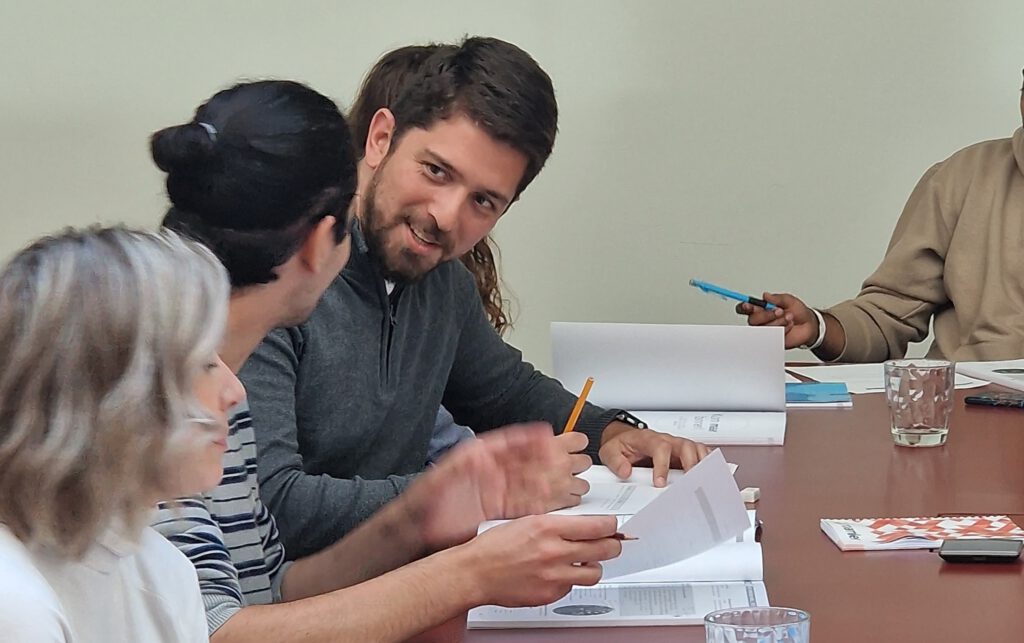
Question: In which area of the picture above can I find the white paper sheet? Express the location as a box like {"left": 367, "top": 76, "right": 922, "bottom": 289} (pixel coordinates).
{"left": 551, "top": 322, "right": 785, "bottom": 412}
{"left": 957, "top": 360, "right": 1024, "bottom": 392}
{"left": 578, "top": 463, "right": 739, "bottom": 486}
{"left": 601, "top": 450, "right": 750, "bottom": 580}
{"left": 551, "top": 483, "right": 664, "bottom": 516}
{"left": 468, "top": 581, "right": 769, "bottom": 628}
{"left": 612, "top": 511, "right": 761, "bottom": 584}
{"left": 789, "top": 363, "right": 988, "bottom": 394}
{"left": 552, "top": 462, "right": 740, "bottom": 516}
{"left": 639, "top": 411, "right": 786, "bottom": 446}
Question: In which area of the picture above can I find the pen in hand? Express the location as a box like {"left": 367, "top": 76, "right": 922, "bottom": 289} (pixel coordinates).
{"left": 689, "top": 279, "right": 778, "bottom": 311}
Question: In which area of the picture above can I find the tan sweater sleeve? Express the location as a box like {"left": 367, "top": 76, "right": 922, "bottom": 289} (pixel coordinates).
{"left": 825, "top": 162, "right": 958, "bottom": 362}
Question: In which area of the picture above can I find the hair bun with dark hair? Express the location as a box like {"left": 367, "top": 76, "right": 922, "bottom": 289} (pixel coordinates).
{"left": 150, "top": 122, "right": 218, "bottom": 173}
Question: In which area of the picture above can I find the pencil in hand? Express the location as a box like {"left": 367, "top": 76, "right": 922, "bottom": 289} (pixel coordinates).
{"left": 612, "top": 533, "right": 639, "bottom": 541}
{"left": 562, "top": 377, "right": 595, "bottom": 434}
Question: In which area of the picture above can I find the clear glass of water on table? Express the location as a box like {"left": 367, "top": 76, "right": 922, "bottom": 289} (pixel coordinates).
{"left": 884, "top": 359, "right": 955, "bottom": 447}
{"left": 705, "top": 607, "right": 810, "bottom": 642}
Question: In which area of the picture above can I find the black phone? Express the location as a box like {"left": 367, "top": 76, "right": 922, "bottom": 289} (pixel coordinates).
{"left": 938, "top": 538, "right": 1023, "bottom": 563}
{"left": 964, "top": 392, "right": 1024, "bottom": 408}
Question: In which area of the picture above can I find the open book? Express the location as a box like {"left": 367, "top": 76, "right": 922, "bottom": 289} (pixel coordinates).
{"left": 468, "top": 453, "right": 768, "bottom": 628}
{"left": 551, "top": 322, "right": 786, "bottom": 445}
{"left": 468, "top": 515, "right": 766, "bottom": 628}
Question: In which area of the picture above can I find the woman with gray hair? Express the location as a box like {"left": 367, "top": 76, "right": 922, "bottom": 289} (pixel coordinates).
{"left": 0, "top": 226, "right": 245, "bottom": 642}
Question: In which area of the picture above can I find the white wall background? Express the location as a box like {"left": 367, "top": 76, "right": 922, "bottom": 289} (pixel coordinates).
{"left": 2, "top": 1, "right": 1023, "bottom": 370}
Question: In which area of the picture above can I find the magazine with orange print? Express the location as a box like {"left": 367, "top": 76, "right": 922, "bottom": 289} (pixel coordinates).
{"left": 821, "top": 515, "right": 1024, "bottom": 551}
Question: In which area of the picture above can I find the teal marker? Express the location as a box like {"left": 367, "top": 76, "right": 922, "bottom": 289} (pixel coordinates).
{"left": 689, "top": 279, "right": 778, "bottom": 311}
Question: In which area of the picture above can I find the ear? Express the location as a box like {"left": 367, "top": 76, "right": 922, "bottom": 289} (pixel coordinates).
{"left": 364, "top": 108, "right": 397, "bottom": 170}
{"left": 295, "top": 216, "right": 340, "bottom": 274}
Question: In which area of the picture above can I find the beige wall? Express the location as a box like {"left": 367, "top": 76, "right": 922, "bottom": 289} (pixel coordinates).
{"left": 2, "top": 1, "right": 1023, "bottom": 369}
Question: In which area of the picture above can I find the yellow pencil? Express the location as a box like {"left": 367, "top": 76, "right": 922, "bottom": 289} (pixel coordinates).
{"left": 562, "top": 377, "right": 594, "bottom": 433}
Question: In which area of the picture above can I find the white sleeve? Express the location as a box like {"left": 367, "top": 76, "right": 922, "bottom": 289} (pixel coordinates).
{"left": 0, "top": 586, "right": 72, "bottom": 642}
{"left": 181, "top": 573, "right": 211, "bottom": 643}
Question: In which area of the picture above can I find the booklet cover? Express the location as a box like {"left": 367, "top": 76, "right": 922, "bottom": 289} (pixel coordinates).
{"left": 551, "top": 322, "right": 787, "bottom": 445}
{"left": 785, "top": 382, "right": 852, "bottom": 408}
{"left": 820, "top": 515, "right": 1024, "bottom": 551}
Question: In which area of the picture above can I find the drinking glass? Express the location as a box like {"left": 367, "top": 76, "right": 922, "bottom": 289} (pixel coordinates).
{"left": 705, "top": 607, "right": 810, "bottom": 642}
{"left": 884, "top": 359, "right": 954, "bottom": 447}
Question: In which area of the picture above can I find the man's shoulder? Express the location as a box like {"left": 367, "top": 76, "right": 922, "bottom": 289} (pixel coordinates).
{"left": 934, "top": 134, "right": 1014, "bottom": 176}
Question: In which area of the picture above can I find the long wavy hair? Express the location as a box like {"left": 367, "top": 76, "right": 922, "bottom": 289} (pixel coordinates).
{"left": 0, "top": 226, "right": 229, "bottom": 558}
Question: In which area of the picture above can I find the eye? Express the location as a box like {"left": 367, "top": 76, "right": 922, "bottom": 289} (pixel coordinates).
{"left": 473, "top": 193, "right": 496, "bottom": 212}
{"left": 422, "top": 162, "right": 448, "bottom": 182}
{"left": 203, "top": 360, "right": 220, "bottom": 372}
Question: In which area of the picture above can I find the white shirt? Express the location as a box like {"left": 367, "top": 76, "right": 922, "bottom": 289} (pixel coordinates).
{"left": 0, "top": 523, "right": 208, "bottom": 642}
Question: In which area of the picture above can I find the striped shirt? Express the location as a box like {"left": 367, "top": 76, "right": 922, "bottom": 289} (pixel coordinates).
{"left": 152, "top": 399, "right": 289, "bottom": 634}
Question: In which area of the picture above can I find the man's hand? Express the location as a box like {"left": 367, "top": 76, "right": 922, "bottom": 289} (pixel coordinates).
{"left": 404, "top": 423, "right": 591, "bottom": 550}
{"left": 455, "top": 514, "right": 621, "bottom": 608}
{"left": 598, "top": 422, "right": 711, "bottom": 487}
{"left": 735, "top": 292, "right": 817, "bottom": 349}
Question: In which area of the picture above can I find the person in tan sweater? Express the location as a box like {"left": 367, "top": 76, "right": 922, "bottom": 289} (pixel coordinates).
{"left": 739, "top": 83, "right": 1024, "bottom": 363}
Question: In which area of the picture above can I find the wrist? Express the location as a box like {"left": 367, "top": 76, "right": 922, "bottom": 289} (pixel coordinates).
{"left": 385, "top": 490, "right": 437, "bottom": 555}
{"left": 438, "top": 542, "right": 489, "bottom": 608}
{"left": 599, "top": 419, "right": 634, "bottom": 446}
{"left": 799, "top": 308, "right": 828, "bottom": 350}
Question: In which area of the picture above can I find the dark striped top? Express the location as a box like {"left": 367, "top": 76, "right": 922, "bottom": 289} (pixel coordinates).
{"left": 152, "top": 400, "right": 288, "bottom": 634}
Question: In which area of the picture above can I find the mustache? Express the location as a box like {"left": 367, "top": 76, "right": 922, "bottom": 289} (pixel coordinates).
{"left": 400, "top": 213, "right": 454, "bottom": 254}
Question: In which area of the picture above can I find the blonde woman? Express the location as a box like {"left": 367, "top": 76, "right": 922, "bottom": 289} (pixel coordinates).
{"left": 0, "top": 227, "right": 244, "bottom": 642}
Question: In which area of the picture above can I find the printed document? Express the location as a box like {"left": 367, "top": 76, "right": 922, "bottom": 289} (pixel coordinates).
{"left": 601, "top": 450, "right": 749, "bottom": 579}
{"left": 957, "top": 360, "right": 1024, "bottom": 393}
{"left": 469, "top": 581, "right": 769, "bottom": 628}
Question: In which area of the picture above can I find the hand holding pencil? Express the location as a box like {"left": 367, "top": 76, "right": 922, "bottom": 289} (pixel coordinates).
{"left": 562, "top": 376, "right": 594, "bottom": 434}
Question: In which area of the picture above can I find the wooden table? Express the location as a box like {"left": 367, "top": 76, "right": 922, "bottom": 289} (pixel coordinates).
{"left": 468, "top": 387, "right": 1024, "bottom": 642}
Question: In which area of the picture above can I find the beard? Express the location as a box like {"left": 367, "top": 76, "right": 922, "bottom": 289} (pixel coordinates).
{"left": 361, "top": 169, "right": 454, "bottom": 283}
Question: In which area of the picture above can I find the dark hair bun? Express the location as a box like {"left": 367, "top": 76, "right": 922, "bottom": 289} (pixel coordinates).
{"left": 150, "top": 122, "right": 217, "bottom": 173}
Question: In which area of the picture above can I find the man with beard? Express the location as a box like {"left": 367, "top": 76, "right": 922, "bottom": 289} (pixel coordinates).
{"left": 151, "top": 78, "right": 623, "bottom": 642}
{"left": 240, "top": 36, "right": 711, "bottom": 560}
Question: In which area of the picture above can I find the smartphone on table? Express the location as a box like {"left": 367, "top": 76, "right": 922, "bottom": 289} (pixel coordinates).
{"left": 938, "top": 538, "right": 1023, "bottom": 563}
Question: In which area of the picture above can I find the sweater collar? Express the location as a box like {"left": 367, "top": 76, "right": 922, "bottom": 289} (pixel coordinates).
{"left": 1014, "top": 127, "right": 1024, "bottom": 178}
{"left": 350, "top": 216, "right": 370, "bottom": 255}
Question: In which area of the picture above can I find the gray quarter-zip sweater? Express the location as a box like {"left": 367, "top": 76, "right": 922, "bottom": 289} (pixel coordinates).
{"left": 240, "top": 222, "right": 620, "bottom": 559}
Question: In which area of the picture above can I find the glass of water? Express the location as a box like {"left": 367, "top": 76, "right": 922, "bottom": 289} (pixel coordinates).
{"left": 884, "top": 359, "right": 955, "bottom": 447}
{"left": 705, "top": 607, "right": 810, "bottom": 642}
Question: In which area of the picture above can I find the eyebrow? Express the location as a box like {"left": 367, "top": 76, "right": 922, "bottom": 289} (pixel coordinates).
{"left": 423, "top": 148, "right": 513, "bottom": 209}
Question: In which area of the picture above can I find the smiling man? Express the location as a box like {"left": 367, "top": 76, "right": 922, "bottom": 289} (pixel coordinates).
{"left": 240, "top": 36, "right": 710, "bottom": 559}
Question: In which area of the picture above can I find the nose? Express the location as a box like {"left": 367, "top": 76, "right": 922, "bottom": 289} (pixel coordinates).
{"left": 221, "top": 365, "right": 246, "bottom": 411}
{"left": 427, "top": 187, "right": 464, "bottom": 234}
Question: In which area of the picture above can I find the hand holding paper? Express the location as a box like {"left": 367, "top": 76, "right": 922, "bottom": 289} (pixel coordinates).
{"left": 599, "top": 424, "right": 711, "bottom": 487}
{"left": 601, "top": 449, "right": 750, "bottom": 579}
{"left": 464, "top": 514, "right": 623, "bottom": 607}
